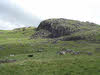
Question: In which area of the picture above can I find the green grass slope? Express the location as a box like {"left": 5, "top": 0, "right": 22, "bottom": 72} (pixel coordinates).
{"left": 0, "top": 25, "right": 100, "bottom": 75}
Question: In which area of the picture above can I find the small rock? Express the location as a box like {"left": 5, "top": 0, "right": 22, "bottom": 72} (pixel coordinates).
{"left": 0, "top": 46, "right": 4, "bottom": 50}
{"left": 65, "top": 49, "right": 74, "bottom": 53}
{"left": 72, "top": 51, "right": 80, "bottom": 55}
{"left": 28, "top": 54, "right": 33, "bottom": 57}
{"left": 87, "top": 52, "right": 93, "bottom": 55}
{"left": 57, "top": 51, "right": 66, "bottom": 55}
{"left": 0, "top": 59, "right": 16, "bottom": 64}
{"left": 10, "top": 54, "right": 15, "bottom": 56}
{"left": 37, "top": 49, "right": 43, "bottom": 52}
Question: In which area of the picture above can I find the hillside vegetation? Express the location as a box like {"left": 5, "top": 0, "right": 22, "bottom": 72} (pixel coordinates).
{"left": 0, "top": 19, "right": 100, "bottom": 75}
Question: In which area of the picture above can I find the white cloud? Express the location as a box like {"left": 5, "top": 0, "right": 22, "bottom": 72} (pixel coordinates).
{"left": 0, "top": 20, "right": 25, "bottom": 30}
{"left": 13, "top": 0, "right": 100, "bottom": 24}
{"left": 0, "top": 0, "right": 41, "bottom": 30}
{"left": 0, "top": 0, "right": 100, "bottom": 30}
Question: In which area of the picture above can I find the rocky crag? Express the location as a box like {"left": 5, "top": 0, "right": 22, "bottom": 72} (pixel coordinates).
{"left": 31, "top": 18, "right": 100, "bottom": 41}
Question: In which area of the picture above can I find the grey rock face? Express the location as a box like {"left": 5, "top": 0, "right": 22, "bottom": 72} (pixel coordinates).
{"left": 36, "top": 18, "right": 80, "bottom": 38}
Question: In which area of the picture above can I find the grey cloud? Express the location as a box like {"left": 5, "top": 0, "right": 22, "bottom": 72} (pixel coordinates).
{"left": 0, "top": 0, "right": 41, "bottom": 30}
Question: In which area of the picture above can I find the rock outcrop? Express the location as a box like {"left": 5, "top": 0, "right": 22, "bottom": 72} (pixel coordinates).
{"left": 36, "top": 18, "right": 81, "bottom": 38}
{"left": 31, "top": 18, "right": 100, "bottom": 41}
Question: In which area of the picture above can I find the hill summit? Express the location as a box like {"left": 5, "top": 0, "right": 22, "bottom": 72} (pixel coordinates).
{"left": 32, "top": 18, "right": 100, "bottom": 41}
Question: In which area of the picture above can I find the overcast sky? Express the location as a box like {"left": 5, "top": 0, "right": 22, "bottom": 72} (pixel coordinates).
{"left": 0, "top": 0, "right": 100, "bottom": 30}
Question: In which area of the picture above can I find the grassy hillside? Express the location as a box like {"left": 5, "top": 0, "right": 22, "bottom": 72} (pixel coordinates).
{"left": 0, "top": 21, "right": 100, "bottom": 75}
